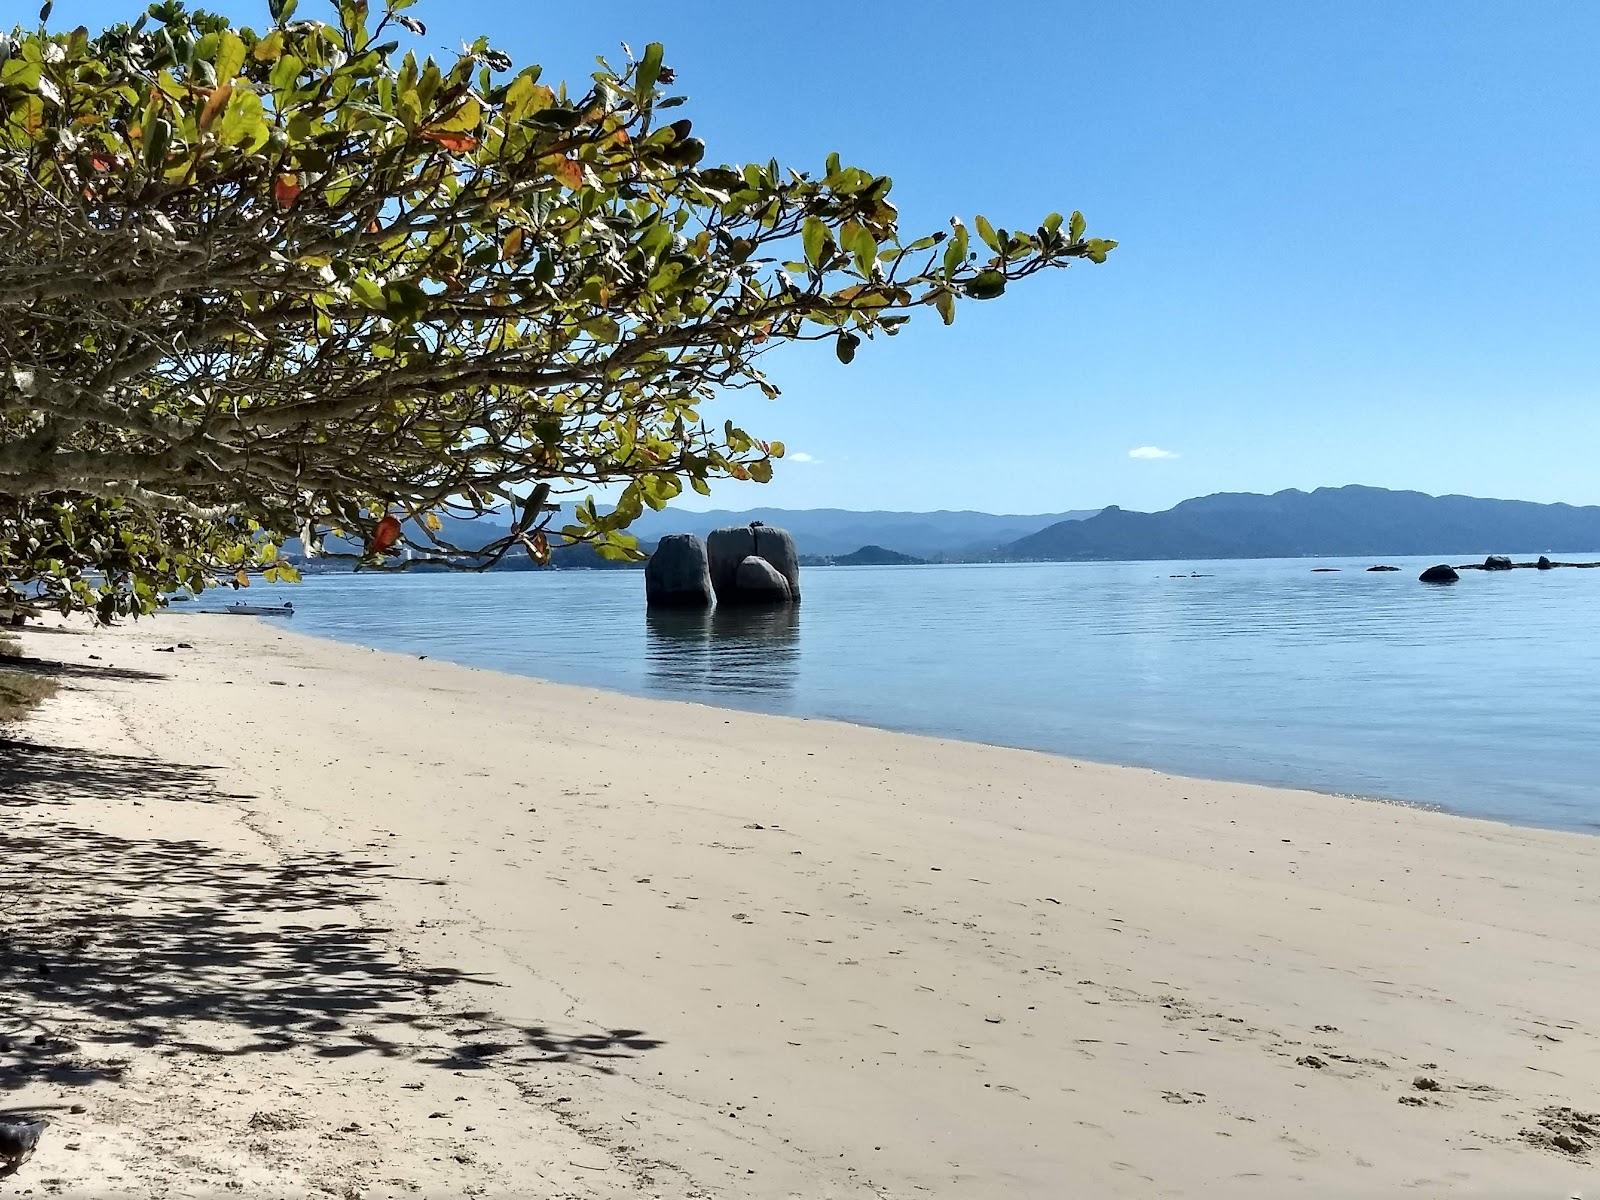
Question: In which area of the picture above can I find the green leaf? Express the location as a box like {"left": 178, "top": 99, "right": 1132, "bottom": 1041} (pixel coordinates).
{"left": 802, "top": 216, "right": 827, "bottom": 269}
{"left": 637, "top": 42, "right": 664, "bottom": 96}
{"left": 965, "top": 270, "right": 1006, "bottom": 300}
{"left": 1043, "top": 212, "right": 1063, "bottom": 235}
{"left": 382, "top": 279, "right": 429, "bottom": 320}
{"left": 216, "top": 87, "right": 268, "bottom": 151}
{"left": 935, "top": 291, "right": 956, "bottom": 325}
{"left": 943, "top": 223, "right": 968, "bottom": 276}
{"left": 975, "top": 215, "right": 1002, "bottom": 253}
{"left": 842, "top": 222, "right": 877, "bottom": 277}
{"left": 143, "top": 117, "right": 171, "bottom": 169}
{"left": 1069, "top": 210, "right": 1086, "bottom": 241}
{"left": 835, "top": 331, "right": 860, "bottom": 364}
{"left": 1084, "top": 237, "right": 1116, "bottom": 263}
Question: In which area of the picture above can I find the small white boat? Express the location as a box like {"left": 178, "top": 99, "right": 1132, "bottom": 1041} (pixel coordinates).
{"left": 225, "top": 601, "right": 295, "bottom": 617}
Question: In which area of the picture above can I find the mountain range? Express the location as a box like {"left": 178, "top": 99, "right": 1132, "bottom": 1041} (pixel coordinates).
{"left": 292, "top": 506, "right": 1095, "bottom": 562}
{"left": 289, "top": 486, "right": 1600, "bottom": 568}
{"left": 613, "top": 507, "right": 1099, "bottom": 559}
{"left": 1006, "top": 486, "right": 1600, "bottom": 561}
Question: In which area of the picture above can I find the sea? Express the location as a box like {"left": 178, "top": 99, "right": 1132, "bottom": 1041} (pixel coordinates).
{"left": 214, "top": 556, "right": 1600, "bottom": 833}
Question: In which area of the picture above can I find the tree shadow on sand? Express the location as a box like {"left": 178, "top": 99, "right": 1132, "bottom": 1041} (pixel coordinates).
{"left": 0, "top": 739, "right": 246, "bottom": 807}
{"left": 0, "top": 653, "right": 167, "bottom": 684}
{"left": 0, "top": 740, "right": 660, "bottom": 1091}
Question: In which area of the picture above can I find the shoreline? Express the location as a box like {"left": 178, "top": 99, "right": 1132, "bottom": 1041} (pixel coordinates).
{"left": 271, "top": 614, "right": 1573, "bottom": 839}
{"left": 2, "top": 613, "right": 1596, "bottom": 1196}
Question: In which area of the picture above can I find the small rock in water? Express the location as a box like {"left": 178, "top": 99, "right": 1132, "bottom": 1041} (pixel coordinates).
{"left": 1412, "top": 1076, "right": 1440, "bottom": 1091}
{"left": 1296, "top": 1055, "right": 1326, "bottom": 1069}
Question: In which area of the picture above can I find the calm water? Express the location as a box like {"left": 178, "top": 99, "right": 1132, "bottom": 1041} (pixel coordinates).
{"left": 223, "top": 557, "right": 1600, "bottom": 832}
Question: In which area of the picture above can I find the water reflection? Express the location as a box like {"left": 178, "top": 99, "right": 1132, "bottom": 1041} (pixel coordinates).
{"left": 645, "top": 604, "right": 800, "bottom": 696}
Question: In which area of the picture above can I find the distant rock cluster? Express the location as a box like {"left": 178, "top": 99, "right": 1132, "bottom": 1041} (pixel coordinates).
{"left": 645, "top": 524, "right": 801, "bottom": 608}
{"left": 1419, "top": 554, "right": 1600, "bottom": 583}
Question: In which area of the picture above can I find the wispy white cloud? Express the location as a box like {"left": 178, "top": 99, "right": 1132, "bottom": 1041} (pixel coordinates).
{"left": 1128, "top": 445, "right": 1179, "bottom": 460}
{"left": 786, "top": 451, "right": 819, "bottom": 464}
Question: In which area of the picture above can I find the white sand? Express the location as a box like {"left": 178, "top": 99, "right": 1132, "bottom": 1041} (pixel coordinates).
{"left": 2, "top": 613, "right": 1596, "bottom": 1197}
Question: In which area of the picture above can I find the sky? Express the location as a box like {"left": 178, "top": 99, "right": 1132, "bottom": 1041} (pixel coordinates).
{"left": 59, "top": 0, "right": 1600, "bottom": 514}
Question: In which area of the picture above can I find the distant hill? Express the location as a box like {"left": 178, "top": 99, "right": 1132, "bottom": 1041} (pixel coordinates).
{"left": 804, "top": 544, "right": 926, "bottom": 567}
{"left": 1004, "top": 486, "right": 1600, "bottom": 561}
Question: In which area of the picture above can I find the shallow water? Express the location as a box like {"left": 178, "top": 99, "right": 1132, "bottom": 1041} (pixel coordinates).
{"left": 222, "top": 556, "right": 1600, "bottom": 832}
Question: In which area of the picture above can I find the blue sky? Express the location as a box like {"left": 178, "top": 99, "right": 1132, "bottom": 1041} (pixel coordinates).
{"left": 61, "top": 1, "right": 1600, "bottom": 513}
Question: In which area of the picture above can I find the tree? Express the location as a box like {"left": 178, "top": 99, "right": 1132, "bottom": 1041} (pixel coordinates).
{"left": 0, "top": 0, "right": 1115, "bottom": 619}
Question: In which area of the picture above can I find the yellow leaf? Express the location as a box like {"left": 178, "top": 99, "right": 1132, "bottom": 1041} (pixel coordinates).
{"left": 501, "top": 226, "right": 525, "bottom": 261}
{"left": 253, "top": 30, "right": 285, "bottom": 63}
{"left": 423, "top": 512, "right": 442, "bottom": 532}
{"left": 215, "top": 31, "right": 246, "bottom": 83}
{"left": 503, "top": 72, "right": 555, "bottom": 120}
{"left": 433, "top": 97, "right": 482, "bottom": 133}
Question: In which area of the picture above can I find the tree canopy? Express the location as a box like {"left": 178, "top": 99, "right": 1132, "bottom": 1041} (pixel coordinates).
{"left": 0, "top": 0, "right": 1114, "bottom": 619}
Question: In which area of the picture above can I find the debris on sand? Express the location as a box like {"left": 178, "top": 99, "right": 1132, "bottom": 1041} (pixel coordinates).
{"left": 1520, "top": 1106, "right": 1596, "bottom": 1157}
{"left": 0, "top": 1117, "right": 48, "bottom": 1177}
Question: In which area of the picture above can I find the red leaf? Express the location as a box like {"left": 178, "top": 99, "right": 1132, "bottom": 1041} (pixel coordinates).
{"left": 551, "top": 156, "right": 583, "bottom": 190}
{"left": 273, "top": 173, "right": 302, "bottom": 209}
{"left": 418, "top": 128, "right": 479, "bottom": 154}
{"left": 371, "top": 515, "right": 402, "bottom": 553}
{"left": 90, "top": 153, "right": 118, "bottom": 173}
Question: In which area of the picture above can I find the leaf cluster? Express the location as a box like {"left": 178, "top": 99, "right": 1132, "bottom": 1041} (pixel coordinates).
{"left": 0, "top": 0, "right": 1112, "bottom": 615}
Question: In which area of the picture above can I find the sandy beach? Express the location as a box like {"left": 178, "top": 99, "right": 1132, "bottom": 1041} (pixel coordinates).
{"left": 1, "top": 613, "right": 1595, "bottom": 1197}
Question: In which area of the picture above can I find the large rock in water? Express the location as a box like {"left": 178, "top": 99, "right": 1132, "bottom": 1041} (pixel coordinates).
{"left": 645, "top": 534, "right": 713, "bottom": 608}
{"left": 1419, "top": 564, "right": 1459, "bottom": 584}
{"left": 1483, "top": 555, "right": 1514, "bottom": 571}
{"left": 1538, "top": 555, "right": 1554, "bottom": 570}
{"left": 707, "top": 524, "right": 801, "bottom": 603}
{"left": 734, "top": 555, "right": 792, "bottom": 603}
